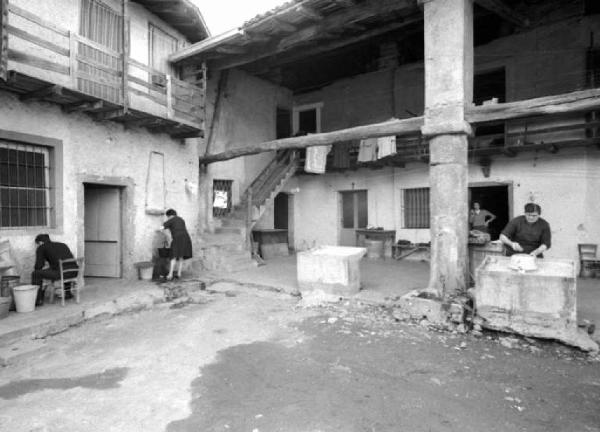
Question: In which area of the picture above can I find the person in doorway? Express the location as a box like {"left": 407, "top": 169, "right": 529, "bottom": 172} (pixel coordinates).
{"left": 499, "top": 203, "right": 551, "bottom": 257}
{"left": 161, "top": 209, "right": 193, "bottom": 280}
{"left": 31, "top": 234, "right": 77, "bottom": 304}
{"left": 469, "top": 201, "right": 496, "bottom": 233}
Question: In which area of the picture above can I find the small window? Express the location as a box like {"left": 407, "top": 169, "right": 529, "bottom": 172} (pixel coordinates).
{"left": 149, "top": 24, "right": 179, "bottom": 76}
{"left": 213, "top": 179, "right": 233, "bottom": 218}
{"left": 0, "top": 142, "right": 51, "bottom": 228}
{"left": 403, "top": 188, "right": 430, "bottom": 229}
{"left": 79, "top": 0, "right": 123, "bottom": 51}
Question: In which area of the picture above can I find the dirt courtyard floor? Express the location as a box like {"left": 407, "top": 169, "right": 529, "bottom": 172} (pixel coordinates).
{"left": 0, "top": 282, "right": 599, "bottom": 432}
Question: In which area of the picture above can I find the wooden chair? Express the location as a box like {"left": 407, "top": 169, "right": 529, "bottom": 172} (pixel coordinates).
{"left": 578, "top": 244, "right": 600, "bottom": 278}
{"left": 48, "top": 257, "right": 85, "bottom": 306}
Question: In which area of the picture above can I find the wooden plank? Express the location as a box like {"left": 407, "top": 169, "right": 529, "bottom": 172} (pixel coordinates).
{"left": 77, "top": 70, "right": 122, "bottom": 88}
{"left": 76, "top": 55, "right": 121, "bottom": 76}
{"left": 7, "top": 24, "right": 69, "bottom": 56}
{"left": 128, "top": 86, "right": 167, "bottom": 106}
{"left": 19, "top": 84, "right": 62, "bottom": 101}
{"left": 127, "top": 74, "right": 167, "bottom": 94}
{"left": 166, "top": 74, "right": 173, "bottom": 118}
{"left": 74, "top": 34, "right": 122, "bottom": 58}
{"left": 0, "top": 0, "right": 7, "bottom": 81}
{"left": 63, "top": 100, "right": 104, "bottom": 113}
{"left": 8, "top": 4, "right": 69, "bottom": 37}
{"left": 474, "top": 0, "right": 529, "bottom": 28}
{"left": 215, "top": 45, "right": 246, "bottom": 55}
{"left": 8, "top": 49, "right": 70, "bottom": 75}
{"left": 170, "top": 28, "right": 243, "bottom": 63}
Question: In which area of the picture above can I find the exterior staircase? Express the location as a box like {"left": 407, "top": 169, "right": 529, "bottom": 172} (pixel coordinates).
{"left": 197, "top": 150, "right": 299, "bottom": 273}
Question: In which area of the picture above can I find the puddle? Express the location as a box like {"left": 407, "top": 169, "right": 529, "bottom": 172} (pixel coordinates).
{"left": 0, "top": 367, "right": 129, "bottom": 399}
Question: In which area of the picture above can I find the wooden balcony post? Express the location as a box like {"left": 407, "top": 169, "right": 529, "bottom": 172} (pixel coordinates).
{"left": 69, "top": 32, "right": 77, "bottom": 88}
{"left": 421, "top": 0, "right": 474, "bottom": 298}
{"left": 122, "top": 0, "right": 129, "bottom": 110}
{"left": 166, "top": 74, "right": 173, "bottom": 119}
{"left": 0, "top": 0, "right": 8, "bottom": 81}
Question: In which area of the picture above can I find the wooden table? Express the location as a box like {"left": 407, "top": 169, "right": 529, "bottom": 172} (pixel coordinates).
{"left": 252, "top": 229, "right": 289, "bottom": 259}
{"left": 355, "top": 229, "right": 396, "bottom": 258}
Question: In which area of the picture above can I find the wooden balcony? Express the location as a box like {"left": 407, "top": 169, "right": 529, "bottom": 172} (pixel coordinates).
{"left": 0, "top": 2, "right": 205, "bottom": 138}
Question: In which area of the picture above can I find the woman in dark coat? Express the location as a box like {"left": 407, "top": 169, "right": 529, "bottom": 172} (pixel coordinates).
{"left": 162, "top": 209, "right": 193, "bottom": 280}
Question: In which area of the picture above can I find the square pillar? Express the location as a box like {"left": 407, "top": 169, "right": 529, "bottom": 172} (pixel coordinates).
{"left": 421, "top": 0, "right": 474, "bottom": 297}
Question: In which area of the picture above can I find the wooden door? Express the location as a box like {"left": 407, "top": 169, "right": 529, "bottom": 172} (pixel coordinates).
{"left": 339, "top": 190, "right": 368, "bottom": 246}
{"left": 84, "top": 185, "right": 121, "bottom": 277}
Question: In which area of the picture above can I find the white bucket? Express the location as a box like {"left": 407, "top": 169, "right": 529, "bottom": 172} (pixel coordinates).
{"left": 12, "top": 284, "right": 39, "bottom": 313}
{"left": 140, "top": 266, "right": 153, "bottom": 280}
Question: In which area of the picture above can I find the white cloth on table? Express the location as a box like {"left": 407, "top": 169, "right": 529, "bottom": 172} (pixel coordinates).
{"left": 377, "top": 135, "right": 397, "bottom": 159}
{"left": 304, "top": 145, "right": 332, "bottom": 174}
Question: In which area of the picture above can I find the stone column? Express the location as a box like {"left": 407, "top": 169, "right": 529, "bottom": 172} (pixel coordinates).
{"left": 421, "top": 0, "right": 473, "bottom": 297}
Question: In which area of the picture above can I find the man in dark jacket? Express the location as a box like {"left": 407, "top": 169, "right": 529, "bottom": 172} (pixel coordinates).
{"left": 31, "top": 234, "right": 77, "bottom": 303}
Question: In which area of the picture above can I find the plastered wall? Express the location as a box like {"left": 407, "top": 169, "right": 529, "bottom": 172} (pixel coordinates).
{"left": 203, "top": 69, "right": 293, "bottom": 229}
{"left": 0, "top": 91, "right": 200, "bottom": 279}
{"left": 287, "top": 14, "right": 600, "bottom": 263}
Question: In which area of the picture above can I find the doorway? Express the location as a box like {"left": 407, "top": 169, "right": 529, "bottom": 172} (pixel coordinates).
{"left": 339, "top": 190, "right": 368, "bottom": 246}
{"left": 84, "top": 184, "right": 122, "bottom": 277}
{"left": 274, "top": 192, "right": 288, "bottom": 229}
{"left": 469, "top": 184, "right": 510, "bottom": 240}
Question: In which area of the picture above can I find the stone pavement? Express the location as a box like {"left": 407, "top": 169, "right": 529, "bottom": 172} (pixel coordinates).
{"left": 0, "top": 277, "right": 208, "bottom": 366}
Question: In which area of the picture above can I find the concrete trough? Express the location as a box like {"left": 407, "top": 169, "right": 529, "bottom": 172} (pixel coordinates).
{"left": 297, "top": 246, "right": 366, "bottom": 296}
{"left": 474, "top": 256, "right": 598, "bottom": 351}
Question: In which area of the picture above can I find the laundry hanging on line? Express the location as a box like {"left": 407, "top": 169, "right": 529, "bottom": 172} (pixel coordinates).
{"left": 305, "top": 145, "right": 332, "bottom": 174}
{"left": 377, "top": 135, "right": 397, "bottom": 159}
{"left": 357, "top": 138, "right": 377, "bottom": 162}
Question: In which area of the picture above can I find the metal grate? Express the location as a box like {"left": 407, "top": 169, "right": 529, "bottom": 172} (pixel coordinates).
{"left": 213, "top": 179, "right": 233, "bottom": 218}
{"left": 0, "top": 141, "right": 50, "bottom": 228}
{"left": 403, "top": 187, "right": 430, "bottom": 229}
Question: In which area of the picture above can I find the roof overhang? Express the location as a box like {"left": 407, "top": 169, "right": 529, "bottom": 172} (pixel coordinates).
{"left": 134, "top": 0, "right": 210, "bottom": 42}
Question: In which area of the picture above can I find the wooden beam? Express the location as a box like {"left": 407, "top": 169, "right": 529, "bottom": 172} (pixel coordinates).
{"left": 466, "top": 88, "right": 600, "bottom": 123}
{"left": 215, "top": 45, "right": 246, "bottom": 55}
{"left": 474, "top": 0, "right": 529, "bottom": 28}
{"left": 63, "top": 100, "right": 104, "bottom": 113}
{"left": 295, "top": 5, "right": 324, "bottom": 21}
{"left": 334, "top": 0, "right": 357, "bottom": 7}
{"left": 19, "top": 84, "right": 62, "bottom": 101}
{"left": 94, "top": 109, "right": 127, "bottom": 121}
{"left": 170, "top": 28, "right": 243, "bottom": 63}
{"left": 173, "top": 0, "right": 414, "bottom": 67}
{"left": 199, "top": 117, "right": 423, "bottom": 163}
{"left": 200, "top": 88, "right": 600, "bottom": 164}
{"left": 271, "top": 18, "right": 297, "bottom": 33}
{"left": 213, "top": 5, "right": 421, "bottom": 71}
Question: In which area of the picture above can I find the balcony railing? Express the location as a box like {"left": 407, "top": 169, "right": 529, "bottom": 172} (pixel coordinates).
{"left": 1, "top": 2, "right": 205, "bottom": 137}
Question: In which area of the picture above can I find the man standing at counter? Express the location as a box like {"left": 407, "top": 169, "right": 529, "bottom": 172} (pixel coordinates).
{"left": 499, "top": 203, "right": 551, "bottom": 257}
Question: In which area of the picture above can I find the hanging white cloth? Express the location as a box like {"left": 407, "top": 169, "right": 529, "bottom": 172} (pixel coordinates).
{"left": 357, "top": 138, "right": 377, "bottom": 162}
{"left": 304, "top": 145, "right": 332, "bottom": 174}
{"left": 377, "top": 135, "right": 397, "bottom": 159}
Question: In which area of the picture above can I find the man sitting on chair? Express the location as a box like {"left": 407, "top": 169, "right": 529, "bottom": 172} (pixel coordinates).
{"left": 31, "top": 234, "right": 77, "bottom": 304}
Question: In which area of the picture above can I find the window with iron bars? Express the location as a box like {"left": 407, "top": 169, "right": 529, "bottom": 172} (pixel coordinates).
{"left": 213, "top": 179, "right": 233, "bottom": 218}
{"left": 403, "top": 187, "right": 430, "bottom": 229}
{"left": 0, "top": 141, "right": 51, "bottom": 228}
